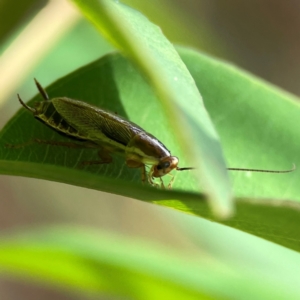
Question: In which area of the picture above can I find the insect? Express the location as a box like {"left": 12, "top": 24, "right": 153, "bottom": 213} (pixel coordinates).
{"left": 15, "top": 79, "right": 295, "bottom": 189}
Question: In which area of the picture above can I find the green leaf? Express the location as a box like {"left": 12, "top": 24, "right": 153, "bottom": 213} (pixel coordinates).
{"left": 181, "top": 49, "right": 300, "bottom": 200}
{"left": 0, "top": 52, "right": 208, "bottom": 207}
{"left": 0, "top": 50, "right": 300, "bottom": 251}
{"left": 0, "top": 226, "right": 299, "bottom": 299}
{"left": 1, "top": 49, "right": 300, "bottom": 252}
{"left": 180, "top": 48, "right": 300, "bottom": 252}
{"left": 70, "top": 0, "right": 232, "bottom": 218}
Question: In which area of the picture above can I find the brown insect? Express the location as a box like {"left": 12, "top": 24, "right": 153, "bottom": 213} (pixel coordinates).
{"left": 15, "top": 79, "right": 295, "bottom": 188}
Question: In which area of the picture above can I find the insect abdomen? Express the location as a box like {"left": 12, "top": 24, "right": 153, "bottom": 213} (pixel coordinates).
{"left": 33, "top": 100, "right": 84, "bottom": 139}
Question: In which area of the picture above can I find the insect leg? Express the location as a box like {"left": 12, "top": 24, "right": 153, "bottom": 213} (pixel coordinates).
{"left": 80, "top": 149, "right": 112, "bottom": 165}
{"left": 141, "top": 165, "right": 147, "bottom": 184}
{"left": 146, "top": 167, "right": 160, "bottom": 188}
{"left": 167, "top": 174, "right": 175, "bottom": 189}
{"left": 147, "top": 166, "right": 154, "bottom": 185}
{"left": 159, "top": 177, "right": 166, "bottom": 189}
{"left": 6, "top": 139, "right": 37, "bottom": 149}
{"left": 6, "top": 138, "right": 96, "bottom": 149}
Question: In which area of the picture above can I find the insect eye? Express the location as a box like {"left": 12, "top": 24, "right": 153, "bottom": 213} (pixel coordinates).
{"left": 157, "top": 161, "right": 170, "bottom": 170}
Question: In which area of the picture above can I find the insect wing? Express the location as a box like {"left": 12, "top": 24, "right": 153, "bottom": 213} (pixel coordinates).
{"left": 52, "top": 98, "right": 141, "bottom": 147}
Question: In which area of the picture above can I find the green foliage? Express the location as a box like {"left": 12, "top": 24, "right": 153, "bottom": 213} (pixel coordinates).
{"left": 1, "top": 0, "right": 300, "bottom": 299}
{"left": 0, "top": 226, "right": 299, "bottom": 300}
{"left": 70, "top": 0, "right": 232, "bottom": 217}
{"left": 1, "top": 49, "right": 300, "bottom": 252}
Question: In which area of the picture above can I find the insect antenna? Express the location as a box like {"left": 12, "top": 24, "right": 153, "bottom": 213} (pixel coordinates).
{"left": 177, "top": 164, "right": 296, "bottom": 173}
{"left": 227, "top": 164, "right": 296, "bottom": 173}
{"left": 177, "top": 167, "right": 195, "bottom": 171}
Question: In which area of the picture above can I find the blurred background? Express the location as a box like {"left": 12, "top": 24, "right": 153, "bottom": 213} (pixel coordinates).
{"left": 1, "top": 0, "right": 300, "bottom": 299}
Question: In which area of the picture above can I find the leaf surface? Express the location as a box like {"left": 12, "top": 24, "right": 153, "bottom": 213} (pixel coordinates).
{"left": 1, "top": 49, "right": 300, "bottom": 251}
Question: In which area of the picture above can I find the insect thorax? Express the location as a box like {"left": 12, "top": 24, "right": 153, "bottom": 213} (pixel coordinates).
{"left": 125, "top": 131, "right": 171, "bottom": 165}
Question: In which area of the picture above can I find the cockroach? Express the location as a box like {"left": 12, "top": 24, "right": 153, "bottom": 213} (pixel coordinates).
{"left": 15, "top": 79, "right": 295, "bottom": 188}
